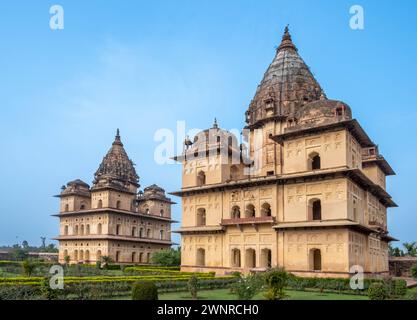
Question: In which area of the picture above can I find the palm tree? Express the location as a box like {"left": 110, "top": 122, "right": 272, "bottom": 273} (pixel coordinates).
{"left": 100, "top": 256, "right": 113, "bottom": 269}
{"left": 403, "top": 242, "right": 417, "bottom": 257}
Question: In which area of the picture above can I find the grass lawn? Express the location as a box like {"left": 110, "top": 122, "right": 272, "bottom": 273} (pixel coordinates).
{"left": 154, "top": 289, "right": 369, "bottom": 300}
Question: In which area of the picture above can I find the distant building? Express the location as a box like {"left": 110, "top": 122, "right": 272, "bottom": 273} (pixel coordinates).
{"left": 53, "top": 130, "right": 176, "bottom": 264}
{"left": 172, "top": 27, "right": 397, "bottom": 278}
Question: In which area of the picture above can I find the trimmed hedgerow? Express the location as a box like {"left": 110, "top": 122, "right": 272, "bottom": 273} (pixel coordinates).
{"left": 368, "top": 283, "right": 388, "bottom": 300}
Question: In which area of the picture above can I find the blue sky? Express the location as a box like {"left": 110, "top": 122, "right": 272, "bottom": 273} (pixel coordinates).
{"left": 0, "top": 0, "right": 416, "bottom": 247}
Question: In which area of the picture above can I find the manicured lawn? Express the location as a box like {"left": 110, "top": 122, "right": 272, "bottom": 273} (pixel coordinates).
{"left": 156, "top": 289, "right": 369, "bottom": 300}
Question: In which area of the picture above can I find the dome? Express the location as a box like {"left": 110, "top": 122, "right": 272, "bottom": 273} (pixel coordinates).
{"left": 93, "top": 129, "right": 139, "bottom": 189}
{"left": 61, "top": 179, "right": 90, "bottom": 196}
{"left": 246, "top": 26, "right": 325, "bottom": 126}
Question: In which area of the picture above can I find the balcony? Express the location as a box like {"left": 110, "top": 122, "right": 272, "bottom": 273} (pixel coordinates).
{"left": 221, "top": 216, "right": 276, "bottom": 230}
{"left": 362, "top": 146, "right": 379, "bottom": 160}
{"left": 368, "top": 219, "right": 387, "bottom": 231}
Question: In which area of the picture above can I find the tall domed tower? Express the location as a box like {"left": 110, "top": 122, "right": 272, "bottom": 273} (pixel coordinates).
{"left": 54, "top": 130, "right": 176, "bottom": 265}
{"left": 173, "top": 26, "right": 396, "bottom": 278}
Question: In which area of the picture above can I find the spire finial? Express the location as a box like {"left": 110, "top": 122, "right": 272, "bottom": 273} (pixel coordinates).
{"left": 278, "top": 24, "right": 297, "bottom": 52}
{"left": 213, "top": 118, "right": 218, "bottom": 129}
{"left": 113, "top": 128, "right": 123, "bottom": 145}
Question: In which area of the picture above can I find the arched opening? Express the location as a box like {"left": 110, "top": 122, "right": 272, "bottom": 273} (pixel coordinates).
{"left": 64, "top": 225, "right": 68, "bottom": 235}
{"left": 97, "top": 223, "right": 102, "bottom": 235}
{"left": 63, "top": 250, "right": 68, "bottom": 260}
{"left": 80, "top": 225, "right": 85, "bottom": 235}
{"left": 80, "top": 203, "right": 86, "bottom": 210}
{"left": 308, "top": 152, "right": 321, "bottom": 170}
{"left": 64, "top": 204, "right": 69, "bottom": 212}
{"left": 115, "top": 251, "right": 121, "bottom": 263}
{"left": 97, "top": 199, "right": 103, "bottom": 209}
{"left": 230, "top": 165, "right": 239, "bottom": 180}
{"left": 73, "top": 250, "right": 78, "bottom": 261}
{"left": 116, "top": 200, "right": 121, "bottom": 209}
{"left": 231, "top": 249, "right": 241, "bottom": 268}
{"left": 131, "top": 226, "right": 136, "bottom": 237}
{"left": 196, "top": 248, "right": 206, "bottom": 266}
{"left": 197, "top": 208, "right": 207, "bottom": 226}
{"left": 231, "top": 206, "right": 241, "bottom": 219}
{"left": 310, "top": 249, "right": 322, "bottom": 271}
{"left": 160, "top": 209, "right": 164, "bottom": 217}
{"left": 96, "top": 250, "right": 102, "bottom": 261}
{"left": 160, "top": 230, "right": 164, "bottom": 240}
{"left": 145, "top": 208, "right": 150, "bottom": 214}
{"left": 245, "top": 248, "right": 256, "bottom": 268}
{"left": 147, "top": 252, "right": 151, "bottom": 263}
{"left": 197, "top": 171, "right": 206, "bottom": 187}
{"left": 261, "top": 203, "right": 272, "bottom": 217}
{"left": 139, "top": 228, "right": 143, "bottom": 238}
{"left": 308, "top": 199, "right": 322, "bottom": 221}
{"left": 116, "top": 224, "right": 121, "bottom": 235}
{"left": 139, "top": 252, "right": 144, "bottom": 263}
{"left": 74, "top": 225, "right": 79, "bottom": 235}
{"left": 132, "top": 252, "right": 137, "bottom": 263}
{"left": 260, "top": 248, "right": 272, "bottom": 268}
{"left": 147, "top": 229, "right": 151, "bottom": 238}
{"left": 85, "top": 250, "right": 90, "bottom": 262}
{"left": 85, "top": 224, "right": 90, "bottom": 235}
{"left": 245, "top": 204, "right": 256, "bottom": 218}
{"left": 79, "top": 250, "right": 84, "bottom": 261}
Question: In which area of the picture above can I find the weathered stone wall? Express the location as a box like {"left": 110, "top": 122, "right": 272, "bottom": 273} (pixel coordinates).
{"left": 389, "top": 257, "right": 417, "bottom": 277}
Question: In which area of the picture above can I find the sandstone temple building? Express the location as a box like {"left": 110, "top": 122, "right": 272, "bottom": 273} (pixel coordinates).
{"left": 54, "top": 130, "right": 176, "bottom": 264}
{"left": 172, "top": 27, "right": 397, "bottom": 278}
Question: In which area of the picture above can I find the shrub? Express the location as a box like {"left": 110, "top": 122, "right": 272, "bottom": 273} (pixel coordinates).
{"left": 231, "top": 274, "right": 263, "bottom": 300}
{"left": 22, "top": 260, "right": 36, "bottom": 277}
{"left": 412, "top": 265, "right": 417, "bottom": 279}
{"left": 40, "top": 277, "right": 59, "bottom": 300}
{"left": 132, "top": 281, "right": 158, "bottom": 300}
{"left": 188, "top": 275, "right": 198, "bottom": 300}
{"left": 368, "top": 283, "right": 388, "bottom": 300}
{"left": 264, "top": 268, "right": 289, "bottom": 300}
{"left": 393, "top": 279, "right": 407, "bottom": 297}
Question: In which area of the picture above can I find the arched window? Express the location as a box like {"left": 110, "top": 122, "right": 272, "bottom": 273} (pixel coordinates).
{"left": 64, "top": 204, "right": 69, "bottom": 212}
{"left": 139, "top": 228, "right": 143, "bottom": 238}
{"left": 131, "top": 226, "right": 136, "bottom": 237}
{"left": 197, "top": 171, "right": 206, "bottom": 187}
{"left": 308, "top": 152, "right": 321, "bottom": 170}
{"left": 145, "top": 208, "right": 150, "bottom": 214}
{"left": 196, "top": 248, "right": 206, "bottom": 266}
{"left": 79, "top": 250, "right": 84, "bottom": 261}
{"left": 139, "top": 252, "right": 144, "bottom": 263}
{"left": 73, "top": 250, "right": 78, "bottom": 261}
{"left": 64, "top": 225, "right": 69, "bottom": 235}
{"left": 310, "top": 249, "right": 322, "bottom": 271}
{"left": 115, "top": 251, "right": 121, "bottom": 263}
{"left": 85, "top": 250, "right": 90, "bottom": 262}
{"left": 147, "top": 252, "right": 151, "bottom": 263}
{"left": 96, "top": 250, "right": 102, "bottom": 262}
{"left": 116, "top": 224, "right": 121, "bottom": 235}
{"left": 80, "top": 203, "right": 86, "bottom": 210}
{"left": 74, "top": 225, "right": 79, "bottom": 235}
{"left": 260, "top": 248, "right": 272, "bottom": 268}
{"left": 197, "top": 208, "right": 206, "bottom": 226}
{"left": 86, "top": 224, "right": 90, "bottom": 235}
{"left": 160, "top": 209, "right": 164, "bottom": 217}
{"left": 245, "top": 204, "right": 256, "bottom": 218}
{"left": 147, "top": 229, "right": 151, "bottom": 238}
{"left": 230, "top": 165, "right": 239, "bottom": 180}
{"left": 231, "top": 206, "right": 241, "bottom": 219}
{"left": 80, "top": 225, "right": 85, "bottom": 235}
{"left": 160, "top": 230, "right": 164, "bottom": 240}
{"left": 312, "top": 199, "right": 322, "bottom": 221}
{"left": 97, "top": 223, "right": 102, "bottom": 235}
{"left": 231, "top": 249, "right": 241, "bottom": 268}
{"left": 132, "top": 252, "right": 137, "bottom": 263}
{"left": 245, "top": 248, "right": 256, "bottom": 268}
{"left": 97, "top": 199, "right": 103, "bottom": 209}
{"left": 261, "top": 203, "right": 272, "bottom": 217}
{"left": 116, "top": 200, "right": 121, "bottom": 209}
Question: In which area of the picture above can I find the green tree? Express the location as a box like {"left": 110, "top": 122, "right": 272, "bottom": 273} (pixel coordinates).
{"left": 22, "top": 260, "right": 36, "bottom": 277}
{"left": 100, "top": 256, "right": 113, "bottom": 269}
{"left": 187, "top": 275, "right": 198, "bottom": 300}
{"left": 264, "top": 268, "right": 289, "bottom": 300}
{"left": 403, "top": 242, "right": 417, "bottom": 257}
{"left": 132, "top": 281, "right": 158, "bottom": 300}
{"left": 389, "top": 244, "right": 404, "bottom": 257}
{"left": 151, "top": 249, "right": 180, "bottom": 266}
{"left": 11, "top": 247, "right": 28, "bottom": 261}
{"left": 21, "top": 240, "right": 29, "bottom": 249}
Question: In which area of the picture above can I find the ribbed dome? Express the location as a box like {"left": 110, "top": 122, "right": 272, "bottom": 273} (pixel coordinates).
{"left": 93, "top": 129, "right": 139, "bottom": 188}
{"left": 246, "top": 26, "right": 325, "bottom": 126}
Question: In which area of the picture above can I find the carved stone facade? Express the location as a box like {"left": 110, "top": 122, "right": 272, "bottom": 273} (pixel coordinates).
{"left": 172, "top": 27, "right": 396, "bottom": 278}
{"left": 54, "top": 131, "right": 176, "bottom": 264}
